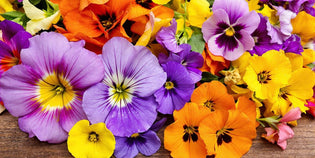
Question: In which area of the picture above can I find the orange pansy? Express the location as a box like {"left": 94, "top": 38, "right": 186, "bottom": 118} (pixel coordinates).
{"left": 164, "top": 102, "right": 208, "bottom": 158}
{"left": 200, "top": 44, "right": 230, "bottom": 76}
{"left": 191, "top": 81, "right": 235, "bottom": 113}
{"left": 199, "top": 109, "right": 257, "bottom": 157}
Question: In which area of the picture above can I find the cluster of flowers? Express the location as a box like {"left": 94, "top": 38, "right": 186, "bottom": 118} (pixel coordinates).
{"left": 0, "top": 0, "right": 315, "bottom": 157}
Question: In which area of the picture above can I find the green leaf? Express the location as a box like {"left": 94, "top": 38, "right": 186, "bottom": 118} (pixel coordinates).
{"left": 187, "top": 27, "right": 205, "bottom": 54}
{"left": 201, "top": 72, "right": 219, "bottom": 82}
{"left": 307, "top": 63, "right": 315, "bottom": 69}
{"left": 206, "top": 0, "right": 215, "bottom": 7}
{"left": 1, "top": 11, "right": 25, "bottom": 20}
{"left": 30, "top": 0, "right": 42, "bottom": 5}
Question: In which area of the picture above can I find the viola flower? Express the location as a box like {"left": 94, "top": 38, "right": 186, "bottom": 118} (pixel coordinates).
{"left": 114, "top": 118, "right": 166, "bottom": 158}
{"left": 200, "top": 44, "right": 230, "bottom": 76}
{"left": 199, "top": 109, "right": 257, "bottom": 157}
{"left": 281, "top": 34, "right": 303, "bottom": 55}
{"left": 202, "top": 0, "right": 260, "bottom": 61}
{"left": 154, "top": 61, "right": 195, "bottom": 114}
{"left": 156, "top": 19, "right": 183, "bottom": 53}
{"left": 187, "top": 0, "right": 212, "bottom": 28}
{"left": 262, "top": 107, "right": 301, "bottom": 150}
{"left": 0, "top": 32, "right": 104, "bottom": 143}
{"left": 291, "top": 11, "right": 315, "bottom": 45}
{"left": 67, "top": 120, "right": 115, "bottom": 158}
{"left": 82, "top": 37, "right": 166, "bottom": 137}
{"left": 243, "top": 50, "right": 292, "bottom": 100}
{"left": 164, "top": 102, "right": 208, "bottom": 158}
{"left": 159, "top": 44, "right": 204, "bottom": 83}
{"left": 0, "top": 20, "right": 32, "bottom": 76}
{"left": 191, "top": 81, "right": 235, "bottom": 113}
{"left": 287, "top": 0, "right": 315, "bottom": 16}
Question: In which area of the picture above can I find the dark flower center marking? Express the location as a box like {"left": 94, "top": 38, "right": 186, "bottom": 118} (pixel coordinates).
{"left": 183, "top": 125, "right": 199, "bottom": 142}
{"left": 99, "top": 14, "right": 116, "bottom": 31}
{"left": 88, "top": 131, "right": 99, "bottom": 142}
{"left": 279, "top": 88, "right": 289, "bottom": 100}
{"left": 216, "top": 128, "right": 234, "bottom": 146}
{"left": 165, "top": 81, "right": 174, "bottom": 90}
{"left": 204, "top": 100, "right": 215, "bottom": 112}
{"left": 215, "top": 22, "right": 245, "bottom": 51}
{"left": 126, "top": 133, "right": 146, "bottom": 146}
{"left": 257, "top": 70, "right": 271, "bottom": 84}
{"left": 53, "top": 84, "right": 65, "bottom": 95}
{"left": 136, "top": 0, "right": 154, "bottom": 9}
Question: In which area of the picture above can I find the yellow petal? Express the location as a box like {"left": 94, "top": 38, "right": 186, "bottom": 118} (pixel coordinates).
{"left": 23, "top": 0, "right": 46, "bottom": 20}
{"left": 302, "top": 49, "right": 315, "bottom": 66}
{"left": 247, "top": 0, "right": 260, "bottom": 11}
{"left": 187, "top": 0, "right": 212, "bottom": 28}
{"left": 286, "top": 53, "right": 303, "bottom": 72}
{"left": 26, "top": 10, "right": 61, "bottom": 35}
{"left": 152, "top": 0, "right": 171, "bottom": 5}
{"left": 0, "top": 0, "right": 14, "bottom": 12}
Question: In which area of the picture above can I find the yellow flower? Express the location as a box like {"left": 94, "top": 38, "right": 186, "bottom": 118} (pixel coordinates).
{"left": 187, "top": 0, "right": 212, "bottom": 28}
{"left": 291, "top": 11, "right": 315, "bottom": 45}
{"left": 243, "top": 50, "right": 292, "bottom": 100}
{"left": 302, "top": 49, "right": 315, "bottom": 66}
{"left": 23, "top": 0, "right": 61, "bottom": 35}
{"left": 67, "top": 120, "right": 115, "bottom": 158}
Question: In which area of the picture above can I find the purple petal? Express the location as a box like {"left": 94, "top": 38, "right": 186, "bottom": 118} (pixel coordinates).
{"left": 212, "top": 0, "right": 249, "bottom": 23}
{"left": 202, "top": 9, "right": 230, "bottom": 41}
{"left": 114, "top": 137, "right": 139, "bottom": 158}
{"left": 238, "top": 30, "right": 255, "bottom": 51}
{"left": 18, "top": 108, "right": 68, "bottom": 143}
{"left": 9, "top": 30, "right": 32, "bottom": 53}
{"left": 136, "top": 130, "right": 161, "bottom": 156}
{"left": 155, "top": 88, "right": 174, "bottom": 114}
{"left": 0, "top": 20, "right": 25, "bottom": 43}
{"left": 150, "top": 117, "right": 167, "bottom": 132}
{"left": 235, "top": 11, "right": 260, "bottom": 34}
{"left": 0, "top": 65, "right": 41, "bottom": 117}
{"left": 20, "top": 32, "right": 71, "bottom": 75}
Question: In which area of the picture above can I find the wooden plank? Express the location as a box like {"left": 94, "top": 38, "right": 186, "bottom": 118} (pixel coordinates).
{"left": 0, "top": 111, "right": 314, "bottom": 158}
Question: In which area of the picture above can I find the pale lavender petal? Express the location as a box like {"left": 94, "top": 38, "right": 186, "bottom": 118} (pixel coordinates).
{"left": 212, "top": 0, "right": 249, "bottom": 23}
{"left": 202, "top": 9, "right": 230, "bottom": 41}
{"left": 222, "top": 38, "right": 245, "bottom": 61}
{"left": 234, "top": 11, "right": 260, "bottom": 34}
{"left": 0, "top": 65, "right": 40, "bottom": 117}
{"left": 114, "top": 137, "right": 139, "bottom": 158}
{"left": 20, "top": 32, "right": 70, "bottom": 75}
{"left": 238, "top": 30, "right": 256, "bottom": 51}
{"left": 207, "top": 33, "right": 227, "bottom": 57}
{"left": 18, "top": 108, "right": 68, "bottom": 143}
{"left": 136, "top": 130, "right": 161, "bottom": 156}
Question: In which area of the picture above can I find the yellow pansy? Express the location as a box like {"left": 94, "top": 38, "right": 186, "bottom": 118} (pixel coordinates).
{"left": 67, "top": 120, "right": 115, "bottom": 158}
{"left": 257, "top": 4, "right": 278, "bottom": 25}
{"left": 23, "top": 0, "right": 61, "bottom": 35}
{"left": 243, "top": 50, "right": 292, "bottom": 100}
{"left": 292, "top": 11, "right": 315, "bottom": 45}
{"left": 187, "top": 0, "right": 212, "bottom": 28}
{"left": 302, "top": 49, "right": 315, "bottom": 66}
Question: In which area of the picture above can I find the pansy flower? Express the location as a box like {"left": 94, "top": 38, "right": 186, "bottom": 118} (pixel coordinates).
{"left": 243, "top": 50, "right": 292, "bottom": 100}
{"left": 0, "top": 32, "right": 104, "bottom": 143}
{"left": 154, "top": 61, "right": 195, "bottom": 114}
{"left": 82, "top": 37, "right": 166, "bottom": 137}
{"left": 164, "top": 102, "right": 208, "bottom": 158}
{"left": 0, "top": 20, "right": 32, "bottom": 76}
{"left": 191, "top": 81, "right": 235, "bottom": 113}
{"left": 202, "top": 0, "right": 260, "bottom": 61}
{"left": 199, "top": 109, "right": 256, "bottom": 157}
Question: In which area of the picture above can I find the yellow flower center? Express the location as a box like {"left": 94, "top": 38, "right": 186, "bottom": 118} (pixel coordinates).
{"left": 88, "top": 132, "right": 99, "bottom": 142}
{"left": 109, "top": 83, "right": 132, "bottom": 107}
{"left": 279, "top": 88, "right": 289, "bottom": 100}
{"left": 165, "top": 81, "right": 174, "bottom": 90}
{"left": 204, "top": 100, "right": 215, "bottom": 112}
{"left": 100, "top": 15, "right": 116, "bottom": 31}
{"left": 225, "top": 27, "right": 235, "bottom": 36}
{"left": 257, "top": 70, "right": 271, "bottom": 84}
{"left": 130, "top": 133, "right": 140, "bottom": 138}
{"left": 35, "top": 72, "right": 75, "bottom": 111}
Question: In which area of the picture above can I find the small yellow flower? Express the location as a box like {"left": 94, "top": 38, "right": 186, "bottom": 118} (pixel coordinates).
{"left": 67, "top": 120, "right": 115, "bottom": 158}
{"left": 292, "top": 11, "right": 315, "bottom": 45}
{"left": 243, "top": 50, "right": 292, "bottom": 100}
{"left": 187, "top": 0, "right": 212, "bottom": 28}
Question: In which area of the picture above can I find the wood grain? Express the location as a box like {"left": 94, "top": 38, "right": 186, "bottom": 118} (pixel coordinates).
{"left": 0, "top": 111, "right": 314, "bottom": 158}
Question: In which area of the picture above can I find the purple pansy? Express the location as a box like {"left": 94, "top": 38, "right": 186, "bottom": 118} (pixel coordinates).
{"left": 82, "top": 37, "right": 166, "bottom": 137}
{"left": 0, "top": 32, "right": 104, "bottom": 143}
{"left": 201, "top": 0, "right": 260, "bottom": 61}
{"left": 249, "top": 14, "right": 282, "bottom": 56}
{"left": 114, "top": 118, "right": 166, "bottom": 158}
{"left": 159, "top": 44, "right": 203, "bottom": 83}
{"left": 154, "top": 61, "right": 195, "bottom": 114}
{"left": 274, "top": 0, "right": 315, "bottom": 16}
{"left": 0, "top": 20, "right": 32, "bottom": 76}
{"left": 156, "top": 19, "right": 183, "bottom": 53}
{"left": 281, "top": 34, "right": 303, "bottom": 54}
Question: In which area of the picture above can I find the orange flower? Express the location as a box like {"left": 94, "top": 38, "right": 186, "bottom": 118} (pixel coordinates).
{"left": 164, "top": 102, "right": 208, "bottom": 158}
{"left": 199, "top": 108, "right": 257, "bottom": 157}
{"left": 191, "top": 81, "right": 235, "bottom": 113}
{"left": 53, "top": 0, "right": 132, "bottom": 53}
{"left": 200, "top": 44, "right": 230, "bottom": 76}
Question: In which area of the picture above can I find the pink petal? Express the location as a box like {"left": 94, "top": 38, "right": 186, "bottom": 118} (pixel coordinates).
{"left": 277, "top": 123, "right": 294, "bottom": 143}
{"left": 280, "top": 107, "right": 301, "bottom": 123}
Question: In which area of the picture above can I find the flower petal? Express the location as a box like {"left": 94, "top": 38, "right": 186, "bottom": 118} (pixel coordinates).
{"left": 114, "top": 137, "right": 139, "bottom": 158}
{"left": 136, "top": 130, "right": 161, "bottom": 156}
{"left": 212, "top": 0, "right": 249, "bottom": 23}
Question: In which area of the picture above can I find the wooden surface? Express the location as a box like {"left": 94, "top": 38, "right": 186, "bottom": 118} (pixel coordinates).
{"left": 0, "top": 111, "right": 315, "bottom": 158}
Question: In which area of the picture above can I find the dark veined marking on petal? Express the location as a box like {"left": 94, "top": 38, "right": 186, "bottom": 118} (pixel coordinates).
{"left": 183, "top": 132, "right": 190, "bottom": 142}
{"left": 206, "top": 154, "right": 216, "bottom": 158}
{"left": 216, "top": 34, "right": 239, "bottom": 51}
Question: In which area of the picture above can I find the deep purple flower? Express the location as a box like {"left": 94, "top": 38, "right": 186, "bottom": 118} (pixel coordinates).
{"left": 114, "top": 118, "right": 166, "bottom": 158}
{"left": 0, "top": 32, "right": 104, "bottom": 143}
{"left": 281, "top": 34, "right": 303, "bottom": 54}
{"left": 202, "top": 0, "right": 260, "bottom": 61}
{"left": 156, "top": 19, "right": 183, "bottom": 53}
{"left": 277, "top": 0, "right": 315, "bottom": 16}
{"left": 0, "top": 20, "right": 32, "bottom": 76}
{"left": 154, "top": 61, "right": 195, "bottom": 114}
{"left": 249, "top": 14, "right": 282, "bottom": 56}
{"left": 82, "top": 37, "right": 166, "bottom": 137}
{"left": 159, "top": 44, "right": 203, "bottom": 83}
